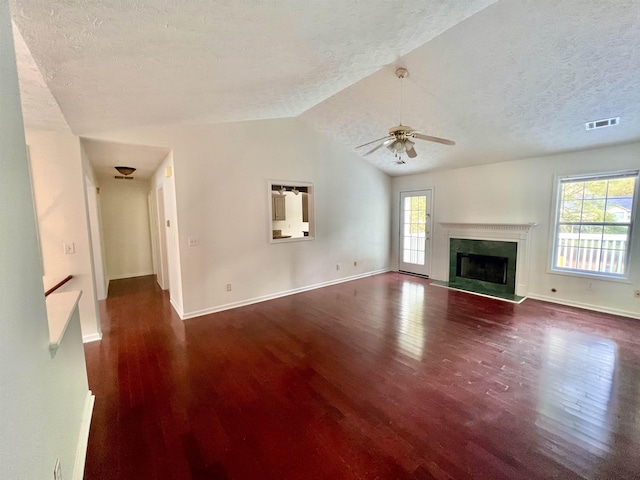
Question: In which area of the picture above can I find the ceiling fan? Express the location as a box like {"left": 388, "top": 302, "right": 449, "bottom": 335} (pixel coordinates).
{"left": 356, "top": 68, "right": 455, "bottom": 164}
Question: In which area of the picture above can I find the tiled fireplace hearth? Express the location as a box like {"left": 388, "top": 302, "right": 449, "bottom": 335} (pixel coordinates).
{"left": 436, "top": 223, "right": 536, "bottom": 302}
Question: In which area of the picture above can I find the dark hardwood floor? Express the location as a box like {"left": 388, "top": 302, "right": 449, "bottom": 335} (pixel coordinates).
{"left": 84, "top": 273, "right": 640, "bottom": 479}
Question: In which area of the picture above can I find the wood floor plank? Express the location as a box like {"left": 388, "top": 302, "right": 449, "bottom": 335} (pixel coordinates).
{"left": 84, "top": 273, "right": 640, "bottom": 479}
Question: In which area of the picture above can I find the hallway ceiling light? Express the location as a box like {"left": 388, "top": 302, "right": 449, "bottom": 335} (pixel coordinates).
{"left": 115, "top": 166, "right": 136, "bottom": 176}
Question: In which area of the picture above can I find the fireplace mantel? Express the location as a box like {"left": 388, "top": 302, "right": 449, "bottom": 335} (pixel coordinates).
{"left": 439, "top": 222, "right": 537, "bottom": 235}
{"left": 439, "top": 222, "right": 537, "bottom": 296}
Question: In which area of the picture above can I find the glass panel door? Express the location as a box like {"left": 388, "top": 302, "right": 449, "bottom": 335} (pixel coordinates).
{"left": 399, "top": 190, "right": 432, "bottom": 276}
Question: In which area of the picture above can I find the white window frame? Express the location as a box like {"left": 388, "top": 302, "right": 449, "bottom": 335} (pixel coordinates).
{"left": 549, "top": 169, "right": 639, "bottom": 280}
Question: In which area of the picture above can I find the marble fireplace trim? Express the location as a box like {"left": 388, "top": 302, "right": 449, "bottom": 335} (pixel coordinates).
{"left": 439, "top": 223, "right": 537, "bottom": 296}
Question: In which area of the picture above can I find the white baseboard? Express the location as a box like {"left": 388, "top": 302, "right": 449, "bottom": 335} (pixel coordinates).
{"left": 527, "top": 293, "right": 640, "bottom": 320}
{"left": 82, "top": 332, "right": 102, "bottom": 343}
{"left": 170, "top": 297, "right": 184, "bottom": 319}
{"left": 108, "top": 271, "right": 154, "bottom": 281}
{"left": 73, "top": 390, "right": 95, "bottom": 480}
{"left": 181, "top": 268, "right": 390, "bottom": 320}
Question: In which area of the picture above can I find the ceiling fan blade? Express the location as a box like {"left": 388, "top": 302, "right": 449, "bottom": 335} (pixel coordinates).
{"left": 406, "top": 146, "right": 417, "bottom": 158}
{"left": 365, "top": 138, "right": 395, "bottom": 156}
{"left": 355, "top": 135, "right": 393, "bottom": 149}
{"left": 412, "top": 133, "right": 456, "bottom": 146}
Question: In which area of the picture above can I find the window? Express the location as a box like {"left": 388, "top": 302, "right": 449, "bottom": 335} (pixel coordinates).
{"left": 551, "top": 170, "right": 638, "bottom": 278}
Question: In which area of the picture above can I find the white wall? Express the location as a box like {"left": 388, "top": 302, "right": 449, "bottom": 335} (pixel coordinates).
{"left": 0, "top": 1, "right": 90, "bottom": 477}
{"left": 99, "top": 176, "right": 154, "bottom": 280}
{"left": 26, "top": 129, "right": 102, "bottom": 340}
{"left": 87, "top": 117, "right": 391, "bottom": 318}
{"left": 392, "top": 142, "right": 640, "bottom": 318}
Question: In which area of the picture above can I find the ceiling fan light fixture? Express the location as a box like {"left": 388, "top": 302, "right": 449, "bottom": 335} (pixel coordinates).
{"left": 115, "top": 166, "right": 136, "bottom": 176}
{"left": 388, "top": 139, "right": 412, "bottom": 154}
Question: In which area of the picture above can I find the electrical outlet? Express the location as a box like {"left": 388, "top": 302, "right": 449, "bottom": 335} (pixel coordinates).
{"left": 53, "top": 459, "right": 62, "bottom": 480}
{"left": 634, "top": 289, "right": 640, "bottom": 298}
{"left": 226, "top": 283, "right": 232, "bottom": 292}
{"left": 63, "top": 242, "right": 75, "bottom": 254}
{"left": 188, "top": 236, "right": 199, "bottom": 246}
{"left": 336, "top": 263, "right": 341, "bottom": 271}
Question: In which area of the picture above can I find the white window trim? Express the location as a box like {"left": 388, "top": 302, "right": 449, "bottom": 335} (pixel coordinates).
{"left": 548, "top": 169, "right": 639, "bottom": 281}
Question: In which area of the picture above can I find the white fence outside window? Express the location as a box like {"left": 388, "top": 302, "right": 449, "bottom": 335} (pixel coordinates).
{"left": 556, "top": 233, "right": 627, "bottom": 274}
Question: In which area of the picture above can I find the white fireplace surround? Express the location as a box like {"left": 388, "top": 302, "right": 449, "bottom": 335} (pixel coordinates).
{"left": 439, "top": 223, "right": 537, "bottom": 296}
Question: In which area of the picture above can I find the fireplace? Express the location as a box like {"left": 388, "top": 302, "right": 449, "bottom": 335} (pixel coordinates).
{"left": 457, "top": 253, "right": 508, "bottom": 285}
{"left": 449, "top": 238, "right": 517, "bottom": 297}
{"left": 438, "top": 223, "right": 536, "bottom": 299}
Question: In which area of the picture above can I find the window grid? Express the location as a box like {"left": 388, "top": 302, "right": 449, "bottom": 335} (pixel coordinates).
{"left": 553, "top": 171, "right": 637, "bottom": 277}
{"left": 402, "top": 196, "right": 427, "bottom": 265}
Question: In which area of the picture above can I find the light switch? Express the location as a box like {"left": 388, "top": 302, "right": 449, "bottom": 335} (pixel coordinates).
{"left": 188, "top": 236, "right": 199, "bottom": 246}
{"left": 63, "top": 242, "right": 75, "bottom": 254}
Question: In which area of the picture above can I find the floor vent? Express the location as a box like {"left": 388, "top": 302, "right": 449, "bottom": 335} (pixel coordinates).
{"left": 585, "top": 117, "right": 620, "bottom": 131}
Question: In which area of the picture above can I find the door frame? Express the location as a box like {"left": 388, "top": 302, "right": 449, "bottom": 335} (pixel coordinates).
{"left": 85, "top": 175, "right": 108, "bottom": 300}
{"left": 155, "top": 186, "right": 170, "bottom": 291}
{"left": 398, "top": 188, "right": 434, "bottom": 277}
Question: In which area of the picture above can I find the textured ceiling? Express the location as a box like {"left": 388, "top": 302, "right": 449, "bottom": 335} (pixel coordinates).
{"left": 301, "top": 0, "right": 640, "bottom": 175}
{"left": 11, "top": 21, "right": 68, "bottom": 131}
{"left": 10, "top": 0, "right": 495, "bottom": 134}
{"left": 10, "top": 0, "right": 640, "bottom": 177}
{"left": 81, "top": 138, "right": 170, "bottom": 180}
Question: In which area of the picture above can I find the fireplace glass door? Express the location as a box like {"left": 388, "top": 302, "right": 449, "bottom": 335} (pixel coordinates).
{"left": 399, "top": 190, "right": 432, "bottom": 276}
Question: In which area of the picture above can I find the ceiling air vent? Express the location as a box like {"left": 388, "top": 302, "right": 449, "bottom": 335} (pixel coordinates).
{"left": 585, "top": 117, "right": 620, "bottom": 131}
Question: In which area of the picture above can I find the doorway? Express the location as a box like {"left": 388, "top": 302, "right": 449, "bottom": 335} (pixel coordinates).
{"left": 399, "top": 190, "right": 432, "bottom": 276}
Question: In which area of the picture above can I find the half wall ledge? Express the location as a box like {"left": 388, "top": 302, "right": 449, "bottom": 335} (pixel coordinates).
{"left": 47, "top": 290, "right": 82, "bottom": 357}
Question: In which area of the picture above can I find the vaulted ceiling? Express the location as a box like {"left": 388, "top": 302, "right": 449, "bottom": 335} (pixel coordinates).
{"left": 10, "top": 0, "right": 640, "bottom": 176}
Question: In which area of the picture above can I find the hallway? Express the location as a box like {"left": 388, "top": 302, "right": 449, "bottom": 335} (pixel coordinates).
{"left": 84, "top": 274, "right": 640, "bottom": 479}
